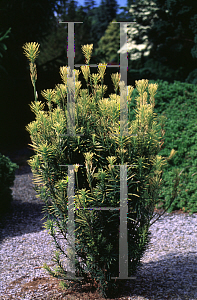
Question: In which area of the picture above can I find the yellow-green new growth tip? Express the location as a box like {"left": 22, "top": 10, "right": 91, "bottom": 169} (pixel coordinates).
{"left": 98, "top": 63, "right": 107, "bottom": 81}
{"left": 22, "top": 42, "right": 40, "bottom": 63}
{"left": 81, "top": 44, "right": 93, "bottom": 65}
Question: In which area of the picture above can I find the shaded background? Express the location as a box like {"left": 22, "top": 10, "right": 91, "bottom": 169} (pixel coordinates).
{"left": 0, "top": 0, "right": 196, "bottom": 165}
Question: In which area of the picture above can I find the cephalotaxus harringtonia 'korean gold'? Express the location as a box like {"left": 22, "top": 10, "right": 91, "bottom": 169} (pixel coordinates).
{"left": 23, "top": 40, "right": 180, "bottom": 298}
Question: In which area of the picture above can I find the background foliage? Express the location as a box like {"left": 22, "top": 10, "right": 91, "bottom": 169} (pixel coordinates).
{"left": 124, "top": 0, "right": 197, "bottom": 84}
{"left": 0, "top": 0, "right": 197, "bottom": 215}
{"left": 0, "top": 0, "right": 65, "bottom": 150}
{"left": 0, "top": 27, "right": 11, "bottom": 77}
{"left": 0, "top": 0, "right": 129, "bottom": 151}
{"left": 129, "top": 79, "right": 197, "bottom": 214}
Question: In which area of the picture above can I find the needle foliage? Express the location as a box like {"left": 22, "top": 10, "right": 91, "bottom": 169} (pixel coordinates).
{"left": 23, "top": 41, "right": 181, "bottom": 298}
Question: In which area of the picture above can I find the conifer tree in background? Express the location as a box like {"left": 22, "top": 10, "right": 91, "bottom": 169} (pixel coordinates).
{"left": 118, "top": 0, "right": 170, "bottom": 83}
{"left": 94, "top": 19, "right": 120, "bottom": 65}
{"left": 78, "top": 0, "right": 98, "bottom": 49}
{"left": 35, "top": 0, "right": 84, "bottom": 70}
{"left": 81, "top": 0, "right": 120, "bottom": 64}
{"left": 121, "top": 0, "right": 197, "bottom": 84}
{"left": 35, "top": 0, "right": 121, "bottom": 70}
{"left": 77, "top": 2, "right": 101, "bottom": 63}
{"left": 103, "top": 0, "right": 119, "bottom": 21}
{"left": 36, "top": 0, "right": 130, "bottom": 86}
{"left": 68, "top": 0, "right": 103, "bottom": 65}
{"left": 65, "top": 0, "right": 82, "bottom": 23}
{"left": 144, "top": 0, "right": 197, "bottom": 83}
{"left": 93, "top": 0, "right": 119, "bottom": 43}
{"left": 84, "top": 0, "right": 97, "bottom": 12}
{"left": 93, "top": 8, "right": 135, "bottom": 66}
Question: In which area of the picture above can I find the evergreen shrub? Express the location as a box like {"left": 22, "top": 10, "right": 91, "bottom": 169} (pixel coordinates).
{"left": 141, "top": 79, "right": 197, "bottom": 214}
{"left": 22, "top": 42, "right": 182, "bottom": 298}
{"left": 129, "top": 78, "right": 197, "bottom": 215}
{"left": 185, "top": 68, "right": 197, "bottom": 85}
{"left": 0, "top": 152, "right": 19, "bottom": 217}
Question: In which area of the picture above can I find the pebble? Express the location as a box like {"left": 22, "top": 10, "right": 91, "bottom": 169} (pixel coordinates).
{"left": 0, "top": 200, "right": 197, "bottom": 299}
